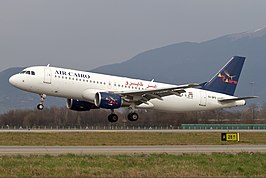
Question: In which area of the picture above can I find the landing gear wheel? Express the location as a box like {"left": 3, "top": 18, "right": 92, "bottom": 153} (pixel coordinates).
{"left": 128, "top": 112, "right": 139, "bottom": 121}
{"left": 37, "top": 94, "right": 46, "bottom": 110}
{"left": 37, "top": 103, "right": 44, "bottom": 110}
{"left": 108, "top": 114, "right": 119, "bottom": 123}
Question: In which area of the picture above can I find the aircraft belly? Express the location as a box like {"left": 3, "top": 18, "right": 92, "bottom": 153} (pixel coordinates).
{"left": 149, "top": 91, "right": 226, "bottom": 112}
{"left": 34, "top": 81, "right": 85, "bottom": 100}
{"left": 150, "top": 95, "right": 200, "bottom": 112}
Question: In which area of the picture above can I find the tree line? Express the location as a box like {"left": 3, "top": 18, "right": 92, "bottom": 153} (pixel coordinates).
{"left": 0, "top": 103, "right": 266, "bottom": 128}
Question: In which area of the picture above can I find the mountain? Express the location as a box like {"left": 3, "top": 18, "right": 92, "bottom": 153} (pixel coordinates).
{"left": 92, "top": 28, "right": 266, "bottom": 103}
{"left": 1, "top": 28, "right": 266, "bottom": 113}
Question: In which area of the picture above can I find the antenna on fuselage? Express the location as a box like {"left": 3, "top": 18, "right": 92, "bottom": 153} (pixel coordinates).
{"left": 47, "top": 64, "right": 50, "bottom": 67}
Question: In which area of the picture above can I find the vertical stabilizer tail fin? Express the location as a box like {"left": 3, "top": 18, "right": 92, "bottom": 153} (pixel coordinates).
{"left": 202, "top": 56, "right": 245, "bottom": 96}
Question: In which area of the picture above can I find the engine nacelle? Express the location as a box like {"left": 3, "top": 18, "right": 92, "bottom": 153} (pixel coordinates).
{"left": 67, "top": 99, "right": 96, "bottom": 111}
{"left": 95, "top": 92, "right": 122, "bottom": 109}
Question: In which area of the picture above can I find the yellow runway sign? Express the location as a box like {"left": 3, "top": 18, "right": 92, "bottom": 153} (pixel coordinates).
{"left": 221, "top": 133, "right": 240, "bottom": 141}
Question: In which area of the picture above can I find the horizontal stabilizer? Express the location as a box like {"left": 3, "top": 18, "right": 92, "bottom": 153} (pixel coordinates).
{"left": 218, "top": 96, "right": 258, "bottom": 103}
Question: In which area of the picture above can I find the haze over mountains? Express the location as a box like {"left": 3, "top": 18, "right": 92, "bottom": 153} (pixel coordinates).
{"left": 1, "top": 28, "right": 266, "bottom": 113}
{"left": 93, "top": 28, "right": 266, "bottom": 102}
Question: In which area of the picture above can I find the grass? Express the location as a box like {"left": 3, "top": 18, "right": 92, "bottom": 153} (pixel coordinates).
{"left": 0, "top": 132, "right": 265, "bottom": 177}
{"left": 0, "top": 153, "right": 265, "bottom": 177}
{"left": 0, "top": 132, "right": 265, "bottom": 146}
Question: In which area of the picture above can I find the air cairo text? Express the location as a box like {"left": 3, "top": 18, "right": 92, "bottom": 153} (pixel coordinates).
{"left": 55, "top": 70, "right": 90, "bottom": 78}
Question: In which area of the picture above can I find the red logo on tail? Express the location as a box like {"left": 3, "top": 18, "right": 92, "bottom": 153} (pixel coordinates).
{"left": 218, "top": 71, "right": 238, "bottom": 84}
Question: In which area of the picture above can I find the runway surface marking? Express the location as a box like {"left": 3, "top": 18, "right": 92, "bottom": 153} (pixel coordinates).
{"left": 0, "top": 145, "right": 265, "bottom": 155}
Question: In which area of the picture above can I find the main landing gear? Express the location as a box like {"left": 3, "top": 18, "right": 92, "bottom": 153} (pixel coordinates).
{"left": 37, "top": 94, "right": 46, "bottom": 110}
{"left": 128, "top": 106, "right": 139, "bottom": 121}
{"left": 107, "top": 109, "right": 139, "bottom": 123}
{"left": 107, "top": 109, "right": 118, "bottom": 122}
{"left": 108, "top": 114, "right": 119, "bottom": 123}
{"left": 128, "top": 112, "right": 139, "bottom": 121}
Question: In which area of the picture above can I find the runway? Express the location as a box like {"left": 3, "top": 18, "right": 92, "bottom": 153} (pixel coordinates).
{"left": 0, "top": 145, "right": 265, "bottom": 155}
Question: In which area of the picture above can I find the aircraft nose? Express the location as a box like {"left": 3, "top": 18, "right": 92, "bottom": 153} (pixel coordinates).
{"left": 9, "top": 75, "right": 18, "bottom": 86}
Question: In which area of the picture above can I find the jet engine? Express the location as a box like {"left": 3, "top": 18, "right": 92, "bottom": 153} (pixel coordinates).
{"left": 95, "top": 92, "right": 122, "bottom": 109}
{"left": 67, "top": 99, "right": 96, "bottom": 111}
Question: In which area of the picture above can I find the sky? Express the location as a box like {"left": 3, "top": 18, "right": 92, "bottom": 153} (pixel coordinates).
{"left": 1, "top": 0, "right": 266, "bottom": 71}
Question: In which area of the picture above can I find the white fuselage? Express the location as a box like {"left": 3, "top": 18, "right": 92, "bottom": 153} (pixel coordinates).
{"left": 9, "top": 66, "right": 245, "bottom": 112}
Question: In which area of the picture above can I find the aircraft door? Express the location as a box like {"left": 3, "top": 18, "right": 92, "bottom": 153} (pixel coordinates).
{"left": 199, "top": 91, "right": 207, "bottom": 106}
{"left": 44, "top": 68, "right": 52, "bottom": 84}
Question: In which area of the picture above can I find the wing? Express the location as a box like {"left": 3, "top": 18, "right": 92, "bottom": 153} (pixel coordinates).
{"left": 114, "top": 83, "right": 199, "bottom": 105}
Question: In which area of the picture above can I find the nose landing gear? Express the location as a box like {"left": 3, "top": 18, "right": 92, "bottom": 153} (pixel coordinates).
{"left": 37, "top": 94, "right": 46, "bottom": 110}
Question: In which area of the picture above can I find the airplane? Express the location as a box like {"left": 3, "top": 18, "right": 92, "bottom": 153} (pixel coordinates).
{"left": 9, "top": 56, "right": 256, "bottom": 122}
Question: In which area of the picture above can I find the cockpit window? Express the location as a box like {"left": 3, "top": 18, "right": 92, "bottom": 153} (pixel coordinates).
{"left": 20, "top": 70, "right": 36, "bottom": 75}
